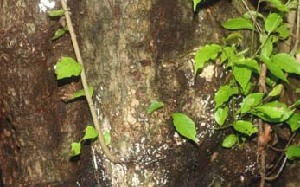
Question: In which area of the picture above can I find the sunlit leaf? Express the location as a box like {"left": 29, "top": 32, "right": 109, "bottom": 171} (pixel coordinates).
{"left": 222, "top": 134, "right": 238, "bottom": 148}
{"left": 222, "top": 17, "right": 253, "bottom": 30}
{"left": 265, "top": 13, "right": 283, "bottom": 33}
{"left": 233, "top": 120, "right": 258, "bottom": 136}
{"left": 260, "top": 35, "right": 274, "bottom": 58}
{"left": 253, "top": 101, "right": 294, "bottom": 122}
{"left": 214, "top": 106, "right": 228, "bottom": 126}
{"left": 69, "top": 86, "right": 94, "bottom": 100}
{"left": 235, "top": 58, "right": 260, "bottom": 74}
{"left": 265, "top": 0, "right": 289, "bottom": 12}
{"left": 285, "top": 112, "right": 300, "bottom": 132}
{"left": 82, "top": 126, "right": 99, "bottom": 140}
{"left": 147, "top": 101, "right": 164, "bottom": 114}
{"left": 261, "top": 56, "right": 288, "bottom": 82}
{"left": 271, "top": 53, "right": 300, "bottom": 74}
{"left": 267, "top": 84, "right": 283, "bottom": 98}
{"left": 233, "top": 66, "right": 252, "bottom": 94}
{"left": 243, "top": 10, "right": 265, "bottom": 19}
{"left": 276, "top": 24, "right": 290, "bottom": 39}
{"left": 286, "top": 145, "right": 300, "bottom": 160}
{"left": 71, "top": 142, "right": 81, "bottom": 156}
{"left": 48, "top": 9, "right": 65, "bottom": 17}
{"left": 55, "top": 57, "right": 82, "bottom": 80}
{"left": 214, "top": 85, "right": 239, "bottom": 109}
{"left": 193, "top": 0, "right": 203, "bottom": 11}
{"left": 172, "top": 113, "right": 196, "bottom": 141}
{"left": 223, "top": 33, "right": 243, "bottom": 46}
{"left": 239, "top": 93, "right": 265, "bottom": 114}
{"left": 195, "top": 44, "right": 222, "bottom": 74}
{"left": 52, "top": 28, "right": 67, "bottom": 40}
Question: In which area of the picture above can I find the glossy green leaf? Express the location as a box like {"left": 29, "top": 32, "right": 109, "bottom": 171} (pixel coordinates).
{"left": 103, "top": 131, "right": 111, "bottom": 145}
{"left": 172, "top": 113, "right": 196, "bottom": 141}
{"left": 265, "top": 0, "right": 289, "bottom": 12}
{"left": 222, "top": 17, "right": 253, "bottom": 30}
{"left": 48, "top": 9, "right": 65, "bottom": 17}
{"left": 220, "top": 46, "right": 235, "bottom": 64}
{"left": 214, "top": 106, "right": 228, "bottom": 126}
{"left": 55, "top": 57, "right": 82, "bottom": 80}
{"left": 239, "top": 93, "right": 265, "bottom": 114}
{"left": 265, "top": 13, "right": 283, "bottom": 33}
{"left": 214, "top": 85, "right": 239, "bottom": 109}
{"left": 253, "top": 101, "right": 294, "bottom": 122}
{"left": 233, "top": 120, "right": 258, "bottom": 136}
{"left": 70, "top": 86, "right": 94, "bottom": 100}
{"left": 260, "top": 35, "right": 273, "bottom": 58}
{"left": 195, "top": 44, "right": 222, "bottom": 74}
{"left": 82, "top": 126, "right": 99, "bottom": 140}
{"left": 193, "top": 0, "right": 202, "bottom": 11}
{"left": 276, "top": 24, "right": 290, "bottom": 39}
{"left": 286, "top": 145, "right": 300, "bottom": 160}
{"left": 235, "top": 58, "right": 260, "bottom": 74}
{"left": 71, "top": 142, "right": 81, "bottom": 156}
{"left": 233, "top": 66, "right": 252, "bottom": 94}
{"left": 222, "top": 134, "right": 238, "bottom": 148}
{"left": 267, "top": 84, "right": 283, "bottom": 98}
{"left": 285, "top": 113, "right": 300, "bottom": 132}
{"left": 261, "top": 56, "right": 288, "bottom": 82}
{"left": 147, "top": 101, "right": 164, "bottom": 114}
{"left": 271, "top": 53, "right": 300, "bottom": 74}
{"left": 52, "top": 28, "right": 67, "bottom": 40}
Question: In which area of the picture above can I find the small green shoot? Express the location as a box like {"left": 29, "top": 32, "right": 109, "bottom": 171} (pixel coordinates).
{"left": 222, "top": 134, "right": 238, "bottom": 148}
{"left": 285, "top": 145, "right": 300, "bottom": 160}
{"left": 147, "top": 101, "right": 164, "bottom": 114}
{"left": 48, "top": 9, "right": 65, "bottom": 17}
{"left": 52, "top": 28, "right": 68, "bottom": 40}
{"left": 55, "top": 57, "right": 82, "bottom": 80}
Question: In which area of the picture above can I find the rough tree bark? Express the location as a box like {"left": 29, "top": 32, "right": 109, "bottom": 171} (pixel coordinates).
{"left": 1, "top": 0, "right": 298, "bottom": 186}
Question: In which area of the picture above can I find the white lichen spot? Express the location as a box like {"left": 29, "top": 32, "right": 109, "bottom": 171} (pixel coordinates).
{"left": 131, "top": 173, "right": 140, "bottom": 186}
{"left": 200, "top": 64, "right": 215, "bottom": 81}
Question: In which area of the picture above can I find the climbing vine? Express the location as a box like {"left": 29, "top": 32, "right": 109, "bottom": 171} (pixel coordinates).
{"left": 48, "top": 0, "right": 123, "bottom": 163}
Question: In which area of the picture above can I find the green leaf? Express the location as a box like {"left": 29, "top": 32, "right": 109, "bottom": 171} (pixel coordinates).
{"left": 260, "top": 35, "right": 274, "bottom": 58}
{"left": 214, "top": 106, "right": 228, "bottom": 126}
{"left": 214, "top": 85, "right": 239, "bottom": 109}
{"left": 286, "top": 145, "right": 300, "bottom": 160}
{"left": 243, "top": 10, "right": 265, "bottom": 19}
{"left": 239, "top": 93, "right": 265, "bottom": 114}
{"left": 233, "top": 66, "right": 252, "bottom": 94}
{"left": 264, "top": 0, "right": 289, "bottom": 12}
{"left": 285, "top": 113, "right": 300, "bottom": 132}
{"left": 261, "top": 56, "right": 288, "bottom": 82}
{"left": 103, "top": 131, "right": 111, "bottom": 145}
{"left": 267, "top": 84, "right": 283, "bottom": 98}
{"left": 172, "top": 113, "right": 196, "bottom": 141}
{"left": 276, "top": 24, "right": 290, "bottom": 39}
{"left": 70, "top": 86, "right": 94, "bottom": 100}
{"left": 235, "top": 58, "right": 260, "bottom": 74}
{"left": 271, "top": 53, "right": 300, "bottom": 74}
{"left": 71, "top": 142, "right": 81, "bottom": 156}
{"left": 222, "top": 17, "right": 253, "bottom": 30}
{"left": 222, "top": 134, "right": 238, "bottom": 148}
{"left": 265, "top": 13, "right": 283, "bottom": 33}
{"left": 193, "top": 0, "right": 202, "bottom": 11}
{"left": 48, "top": 9, "right": 65, "bottom": 17}
{"left": 82, "top": 126, "right": 99, "bottom": 140}
{"left": 147, "top": 101, "right": 164, "bottom": 114}
{"left": 55, "top": 57, "right": 82, "bottom": 80}
{"left": 51, "top": 28, "right": 67, "bottom": 40}
{"left": 233, "top": 120, "right": 258, "bottom": 136}
{"left": 220, "top": 46, "right": 235, "bottom": 64}
{"left": 253, "top": 101, "right": 294, "bottom": 122}
{"left": 223, "top": 33, "right": 243, "bottom": 46}
{"left": 195, "top": 44, "right": 222, "bottom": 74}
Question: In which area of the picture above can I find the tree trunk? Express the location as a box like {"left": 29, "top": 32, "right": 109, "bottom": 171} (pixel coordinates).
{"left": 2, "top": 0, "right": 298, "bottom": 186}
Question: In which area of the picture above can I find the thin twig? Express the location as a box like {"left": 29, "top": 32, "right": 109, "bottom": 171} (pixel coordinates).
{"left": 61, "top": 0, "right": 124, "bottom": 164}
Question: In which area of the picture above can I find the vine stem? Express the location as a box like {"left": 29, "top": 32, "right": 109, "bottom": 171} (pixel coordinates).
{"left": 61, "top": 0, "right": 123, "bottom": 164}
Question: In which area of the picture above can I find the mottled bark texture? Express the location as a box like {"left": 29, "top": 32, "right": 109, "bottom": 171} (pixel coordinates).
{"left": 75, "top": 0, "right": 259, "bottom": 186}
{"left": 0, "top": 0, "right": 89, "bottom": 186}
{"left": 1, "top": 0, "right": 290, "bottom": 186}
